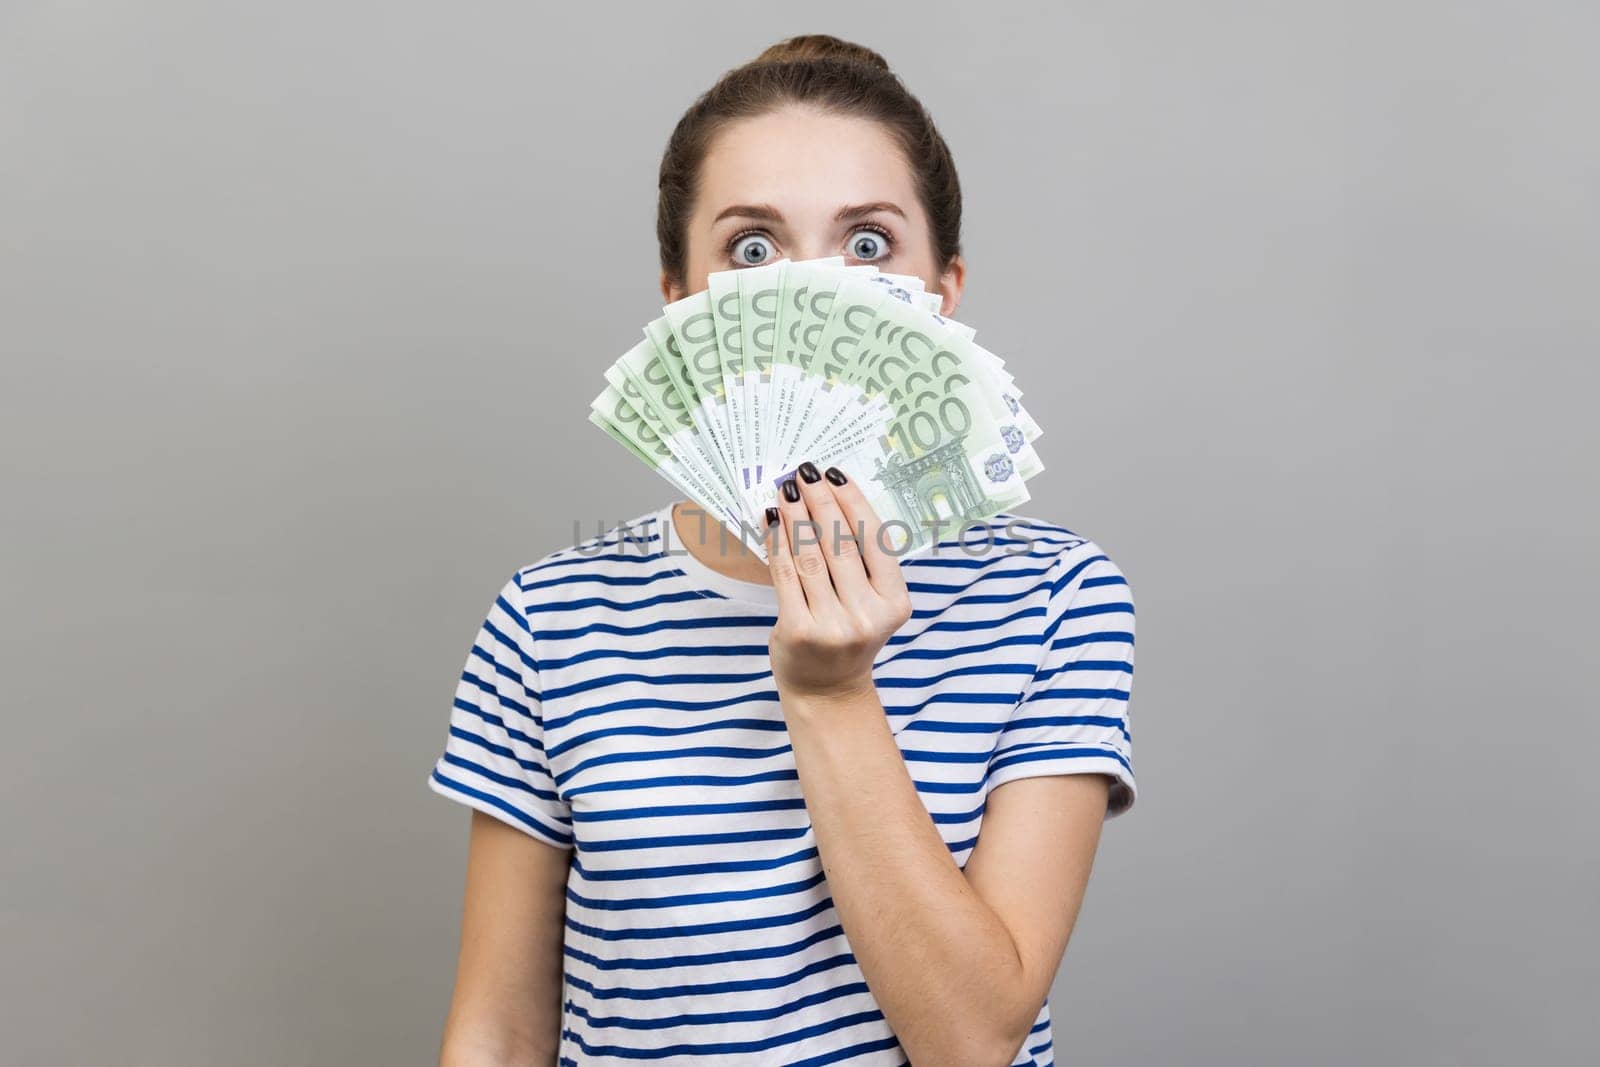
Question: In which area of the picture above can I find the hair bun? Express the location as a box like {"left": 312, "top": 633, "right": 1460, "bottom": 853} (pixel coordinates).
{"left": 751, "top": 34, "right": 891, "bottom": 73}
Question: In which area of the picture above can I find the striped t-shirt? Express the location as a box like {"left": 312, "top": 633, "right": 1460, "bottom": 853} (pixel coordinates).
{"left": 427, "top": 500, "right": 1137, "bottom": 1066}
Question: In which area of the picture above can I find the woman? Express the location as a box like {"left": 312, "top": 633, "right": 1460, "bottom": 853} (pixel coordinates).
{"left": 428, "top": 35, "right": 1137, "bottom": 1067}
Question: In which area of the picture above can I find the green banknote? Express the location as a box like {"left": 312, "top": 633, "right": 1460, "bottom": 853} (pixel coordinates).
{"left": 594, "top": 257, "right": 1045, "bottom": 561}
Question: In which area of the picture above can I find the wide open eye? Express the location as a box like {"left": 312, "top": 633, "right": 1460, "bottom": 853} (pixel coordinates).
{"left": 845, "top": 225, "right": 893, "bottom": 262}
{"left": 728, "top": 232, "right": 776, "bottom": 266}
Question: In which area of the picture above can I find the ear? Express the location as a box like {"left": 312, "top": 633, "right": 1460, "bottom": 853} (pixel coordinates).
{"left": 659, "top": 269, "right": 683, "bottom": 305}
{"left": 937, "top": 254, "right": 967, "bottom": 318}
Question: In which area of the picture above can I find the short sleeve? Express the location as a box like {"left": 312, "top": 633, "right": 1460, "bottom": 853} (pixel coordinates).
{"left": 988, "top": 541, "right": 1138, "bottom": 818}
{"left": 425, "top": 570, "right": 574, "bottom": 850}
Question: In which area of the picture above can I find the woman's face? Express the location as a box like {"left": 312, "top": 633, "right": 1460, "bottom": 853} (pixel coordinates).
{"left": 662, "top": 105, "right": 966, "bottom": 316}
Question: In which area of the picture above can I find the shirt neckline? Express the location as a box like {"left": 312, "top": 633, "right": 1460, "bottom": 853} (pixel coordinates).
{"left": 655, "top": 500, "right": 780, "bottom": 609}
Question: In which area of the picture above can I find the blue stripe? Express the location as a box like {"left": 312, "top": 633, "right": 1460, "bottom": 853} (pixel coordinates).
{"left": 524, "top": 567, "right": 689, "bottom": 593}
{"left": 544, "top": 642, "right": 772, "bottom": 670}
{"left": 989, "top": 744, "right": 1134, "bottom": 776}
{"left": 570, "top": 977, "right": 867, "bottom": 1029}
{"left": 566, "top": 950, "right": 857, "bottom": 1000}
{"left": 540, "top": 613, "right": 779, "bottom": 643}
{"left": 548, "top": 715, "right": 788, "bottom": 760}
{"left": 545, "top": 668, "right": 776, "bottom": 702}
{"left": 566, "top": 871, "right": 827, "bottom": 913}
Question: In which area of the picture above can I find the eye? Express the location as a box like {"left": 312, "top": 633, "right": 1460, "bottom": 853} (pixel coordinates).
{"left": 727, "top": 230, "right": 777, "bottom": 266}
{"left": 845, "top": 224, "right": 894, "bottom": 262}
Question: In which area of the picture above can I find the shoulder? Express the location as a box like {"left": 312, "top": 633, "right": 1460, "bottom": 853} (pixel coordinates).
{"left": 914, "top": 510, "right": 1131, "bottom": 589}
{"left": 506, "top": 504, "right": 674, "bottom": 595}
{"left": 1005, "top": 512, "right": 1130, "bottom": 591}
{"left": 893, "top": 511, "right": 1132, "bottom": 638}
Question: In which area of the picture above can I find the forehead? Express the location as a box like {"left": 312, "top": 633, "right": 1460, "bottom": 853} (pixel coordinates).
{"left": 696, "top": 107, "right": 920, "bottom": 220}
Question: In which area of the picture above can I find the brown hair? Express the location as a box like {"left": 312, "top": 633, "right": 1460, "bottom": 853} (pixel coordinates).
{"left": 656, "top": 34, "right": 963, "bottom": 293}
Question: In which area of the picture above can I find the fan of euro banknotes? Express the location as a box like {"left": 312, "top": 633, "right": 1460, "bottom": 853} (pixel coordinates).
{"left": 588, "top": 256, "right": 1042, "bottom": 562}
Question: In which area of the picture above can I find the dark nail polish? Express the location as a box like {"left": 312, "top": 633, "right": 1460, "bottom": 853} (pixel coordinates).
{"left": 781, "top": 477, "right": 800, "bottom": 502}
{"left": 824, "top": 466, "right": 847, "bottom": 485}
{"left": 797, "top": 460, "right": 821, "bottom": 483}
{"left": 765, "top": 506, "right": 779, "bottom": 526}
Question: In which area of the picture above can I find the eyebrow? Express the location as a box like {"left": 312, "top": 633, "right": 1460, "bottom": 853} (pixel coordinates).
{"left": 711, "top": 201, "right": 908, "bottom": 225}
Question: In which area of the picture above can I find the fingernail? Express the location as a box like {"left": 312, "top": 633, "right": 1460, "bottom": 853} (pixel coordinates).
{"left": 797, "top": 460, "right": 821, "bottom": 483}
{"left": 764, "top": 506, "right": 779, "bottom": 526}
{"left": 781, "top": 477, "right": 800, "bottom": 502}
{"left": 824, "top": 466, "right": 847, "bottom": 485}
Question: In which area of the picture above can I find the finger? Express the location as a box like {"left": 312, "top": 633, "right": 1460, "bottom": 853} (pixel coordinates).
{"left": 793, "top": 459, "right": 874, "bottom": 605}
{"left": 765, "top": 505, "right": 811, "bottom": 622}
{"left": 818, "top": 462, "right": 907, "bottom": 601}
{"left": 777, "top": 474, "right": 842, "bottom": 618}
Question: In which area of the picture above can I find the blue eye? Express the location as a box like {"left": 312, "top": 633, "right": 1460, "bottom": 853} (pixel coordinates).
{"left": 846, "top": 225, "right": 893, "bottom": 261}
{"left": 728, "top": 232, "right": 775, "bottom": 266}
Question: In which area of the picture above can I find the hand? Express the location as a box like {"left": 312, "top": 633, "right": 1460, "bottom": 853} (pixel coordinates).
{"left": 765, "top": 459, "right": 914, "bottom": 702}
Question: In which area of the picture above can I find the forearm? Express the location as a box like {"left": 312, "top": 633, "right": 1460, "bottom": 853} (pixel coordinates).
{"left": 783, "top": 685, "right": 1033, "bottom": 1066}
{"left": 439, "top": 1022, "right": 558, "bottom": 1067}
{"left": 438, "top": 984, "right": 561, "bottom": 1067}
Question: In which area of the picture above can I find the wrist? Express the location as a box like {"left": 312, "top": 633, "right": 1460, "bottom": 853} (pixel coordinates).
{"left": 778, "top": 675, "right": 881, "bottom": 717}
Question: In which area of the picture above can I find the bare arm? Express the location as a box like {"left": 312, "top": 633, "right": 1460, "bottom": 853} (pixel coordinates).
{"left": 767, "top": 464, "right": 1113, "bottom": 1065}
{"left": 438, "top": 809, "right": 571, "bottom": 1067}
{"left": 786, "top": 688, "right": 1109, "bottom": 1066}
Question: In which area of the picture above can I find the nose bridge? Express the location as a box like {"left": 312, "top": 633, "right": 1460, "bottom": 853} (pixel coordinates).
{"left": 789, "top": 236, "right": 830, "bottom": 262}
{"left": 787, "top": 206, "right": 835, "bottom": 263}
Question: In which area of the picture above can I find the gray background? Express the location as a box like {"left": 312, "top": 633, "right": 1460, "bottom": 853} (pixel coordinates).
{"left": 3, "top": 2, "right": 1595, "bottom": 1064}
